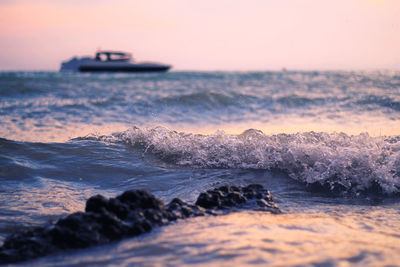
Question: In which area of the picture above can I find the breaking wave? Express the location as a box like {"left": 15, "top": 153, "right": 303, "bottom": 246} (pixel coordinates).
{"left": 78, "top": 126, "right": 400, "bottom": 196}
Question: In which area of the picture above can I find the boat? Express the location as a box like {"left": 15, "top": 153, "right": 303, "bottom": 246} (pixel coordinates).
{"left": 60, "top": 51, "right": 171, "bottom": 72}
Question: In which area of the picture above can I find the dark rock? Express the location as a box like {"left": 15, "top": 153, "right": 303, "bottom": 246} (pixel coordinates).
{"left": 244, "top": 184, "right": 264, "bottom": 191}
{"left": 167, "top": 198, "right": 206, "bottom": 219}
{"left": 227, "top": 191, "right": 246, "bottom": 204}
{"left": 0, "top": 227, "right": 53, "bottom": 263}
{"left": 256, "top": 199, "right": 281, "bottom": 214}
{"left": 230, "top": 186, "right": 240, "bottom": 192}
{"left": 195, "top": 184, "right": 274, "bottom": 211}
{"left": 0, "top": 184, "right": 280, "bottom": 264}
{"left": 117, "top": 190, "right": 164, "bottom": 210}
{"left": 108, "top": 198, "right": 129, "bottom": 220}
{"left": 195, "top": 192, "right": 221, "bottom": 209}
{"left": 85, "top": 194, "right": 109, "bottom": 214}
{"left": 219, "top": 185, "right": 231, "bottom": 193}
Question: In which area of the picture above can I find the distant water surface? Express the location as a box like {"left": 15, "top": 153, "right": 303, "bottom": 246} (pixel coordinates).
{"left": 0, "top": 71, "right": 399, "bottom": 266}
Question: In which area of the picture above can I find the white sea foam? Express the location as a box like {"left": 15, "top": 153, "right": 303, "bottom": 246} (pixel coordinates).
{"left": 86, "top": 126, "right": 400, "bottom": 195}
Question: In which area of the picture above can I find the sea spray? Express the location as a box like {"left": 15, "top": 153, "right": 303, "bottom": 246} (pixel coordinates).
{"left": 80, "top": 126, "right": 400, "bottom": 195}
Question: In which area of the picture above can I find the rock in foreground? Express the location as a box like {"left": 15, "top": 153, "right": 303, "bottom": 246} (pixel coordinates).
{"left": 0, "top": 184, "right": 280, "bottom": 264}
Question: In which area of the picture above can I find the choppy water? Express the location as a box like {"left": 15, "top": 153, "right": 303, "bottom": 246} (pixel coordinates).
{"left": 0, "top": 71, "right": 400, "bottom": 266}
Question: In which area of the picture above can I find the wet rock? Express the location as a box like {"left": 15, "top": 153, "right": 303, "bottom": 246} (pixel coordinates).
{"left": 85, "top": 194, "right": 109, "bottom": 214}
{"left": 195, "top": 192, "right": 221, "bottom": 209}
{"left": 0, "top": 227, "right": 53, "bottom": 263}
{"left": 117, "top": 189, "right": 164, "bottom": 211}
{"left": 256, "top": 199, "right": 281, "bottom": 214}
{"left": 166, "top": 198, "right": 206, "bottom": 219}
{"left": 0, "top": 184, "right": 280, "bottom": 264}
{"left": 195, "top": 184, "right": 276, "bottom": 211}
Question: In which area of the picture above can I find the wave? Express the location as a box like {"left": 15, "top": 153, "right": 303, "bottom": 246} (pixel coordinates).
{"left": 156, "top": 91, "right": 400, "bottom": 115}
{"left": 157, "top": 91, "right": 258, "bottom": 109}
{"left": 78, "top": 126, "right": 400, "bottom": 196}
{"left": 154, "top": 91, "right": 345, "bottom": 120}
{"left": 356, "top": 95, "right": 400, "bottom": 112}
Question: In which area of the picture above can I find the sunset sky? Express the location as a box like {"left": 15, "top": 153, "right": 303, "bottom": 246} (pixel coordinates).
{"left": 0, "top": 0, "right": 399, "bottom": 71}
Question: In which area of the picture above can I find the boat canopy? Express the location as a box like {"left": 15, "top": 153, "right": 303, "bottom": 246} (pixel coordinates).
{"left": 95, "top": 51, "right": 132, "bottom": 62}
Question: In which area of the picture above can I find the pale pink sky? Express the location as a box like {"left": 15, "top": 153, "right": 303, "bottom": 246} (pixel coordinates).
{"left": 0, "top": 0, "right": 399, "bottom": 71}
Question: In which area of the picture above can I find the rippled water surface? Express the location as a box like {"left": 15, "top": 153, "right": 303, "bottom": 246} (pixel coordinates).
{"left": 0, "top": 71, "right": 399, "bottom": 266}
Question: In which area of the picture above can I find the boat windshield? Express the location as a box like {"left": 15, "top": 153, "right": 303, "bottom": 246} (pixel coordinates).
{"left": 95, "top": 51, "right": 132, "bottom": 62}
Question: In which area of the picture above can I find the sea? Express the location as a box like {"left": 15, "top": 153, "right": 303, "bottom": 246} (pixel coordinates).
{"left": 0, "top": 70, "right": 399, "bottom": 266}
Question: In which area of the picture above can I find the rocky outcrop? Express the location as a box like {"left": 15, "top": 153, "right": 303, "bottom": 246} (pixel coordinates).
{"left": 0, "top": 184, "right": 280, "bottom": 264}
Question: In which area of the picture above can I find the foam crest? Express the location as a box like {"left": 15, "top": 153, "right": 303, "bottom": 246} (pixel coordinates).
{"left": 86, "top": 126, "right": 400, "bottom": 195}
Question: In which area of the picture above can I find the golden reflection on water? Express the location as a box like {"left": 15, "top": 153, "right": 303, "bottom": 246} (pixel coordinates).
{"left": 113, "top": 210, "right": 400, "bottom": 266}
{"left": 0, "top": 177, "right": 108, "bottom": 227}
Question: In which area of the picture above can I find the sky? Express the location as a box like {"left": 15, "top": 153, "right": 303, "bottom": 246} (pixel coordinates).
{"left": 0, "top": 0, "right": 399, "bottom": 71}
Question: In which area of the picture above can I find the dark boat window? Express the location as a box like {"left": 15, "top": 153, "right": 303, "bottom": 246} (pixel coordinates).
{"left": 95, "top": 52, "right": 131, "bottom": 62}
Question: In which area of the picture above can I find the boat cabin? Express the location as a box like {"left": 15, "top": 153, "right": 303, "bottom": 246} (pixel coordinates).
{"left": 95, "top": 51, "right": 132, "bottom": 62}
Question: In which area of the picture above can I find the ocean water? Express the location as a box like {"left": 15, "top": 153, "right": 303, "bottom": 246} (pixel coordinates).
{"left": 0, "top": 71, "right": 400, "bottom": 266}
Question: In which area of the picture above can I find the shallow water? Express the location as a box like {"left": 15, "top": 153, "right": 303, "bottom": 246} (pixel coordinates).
{"left": 0, "top": 71, "right": 399, "bottom": 266}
